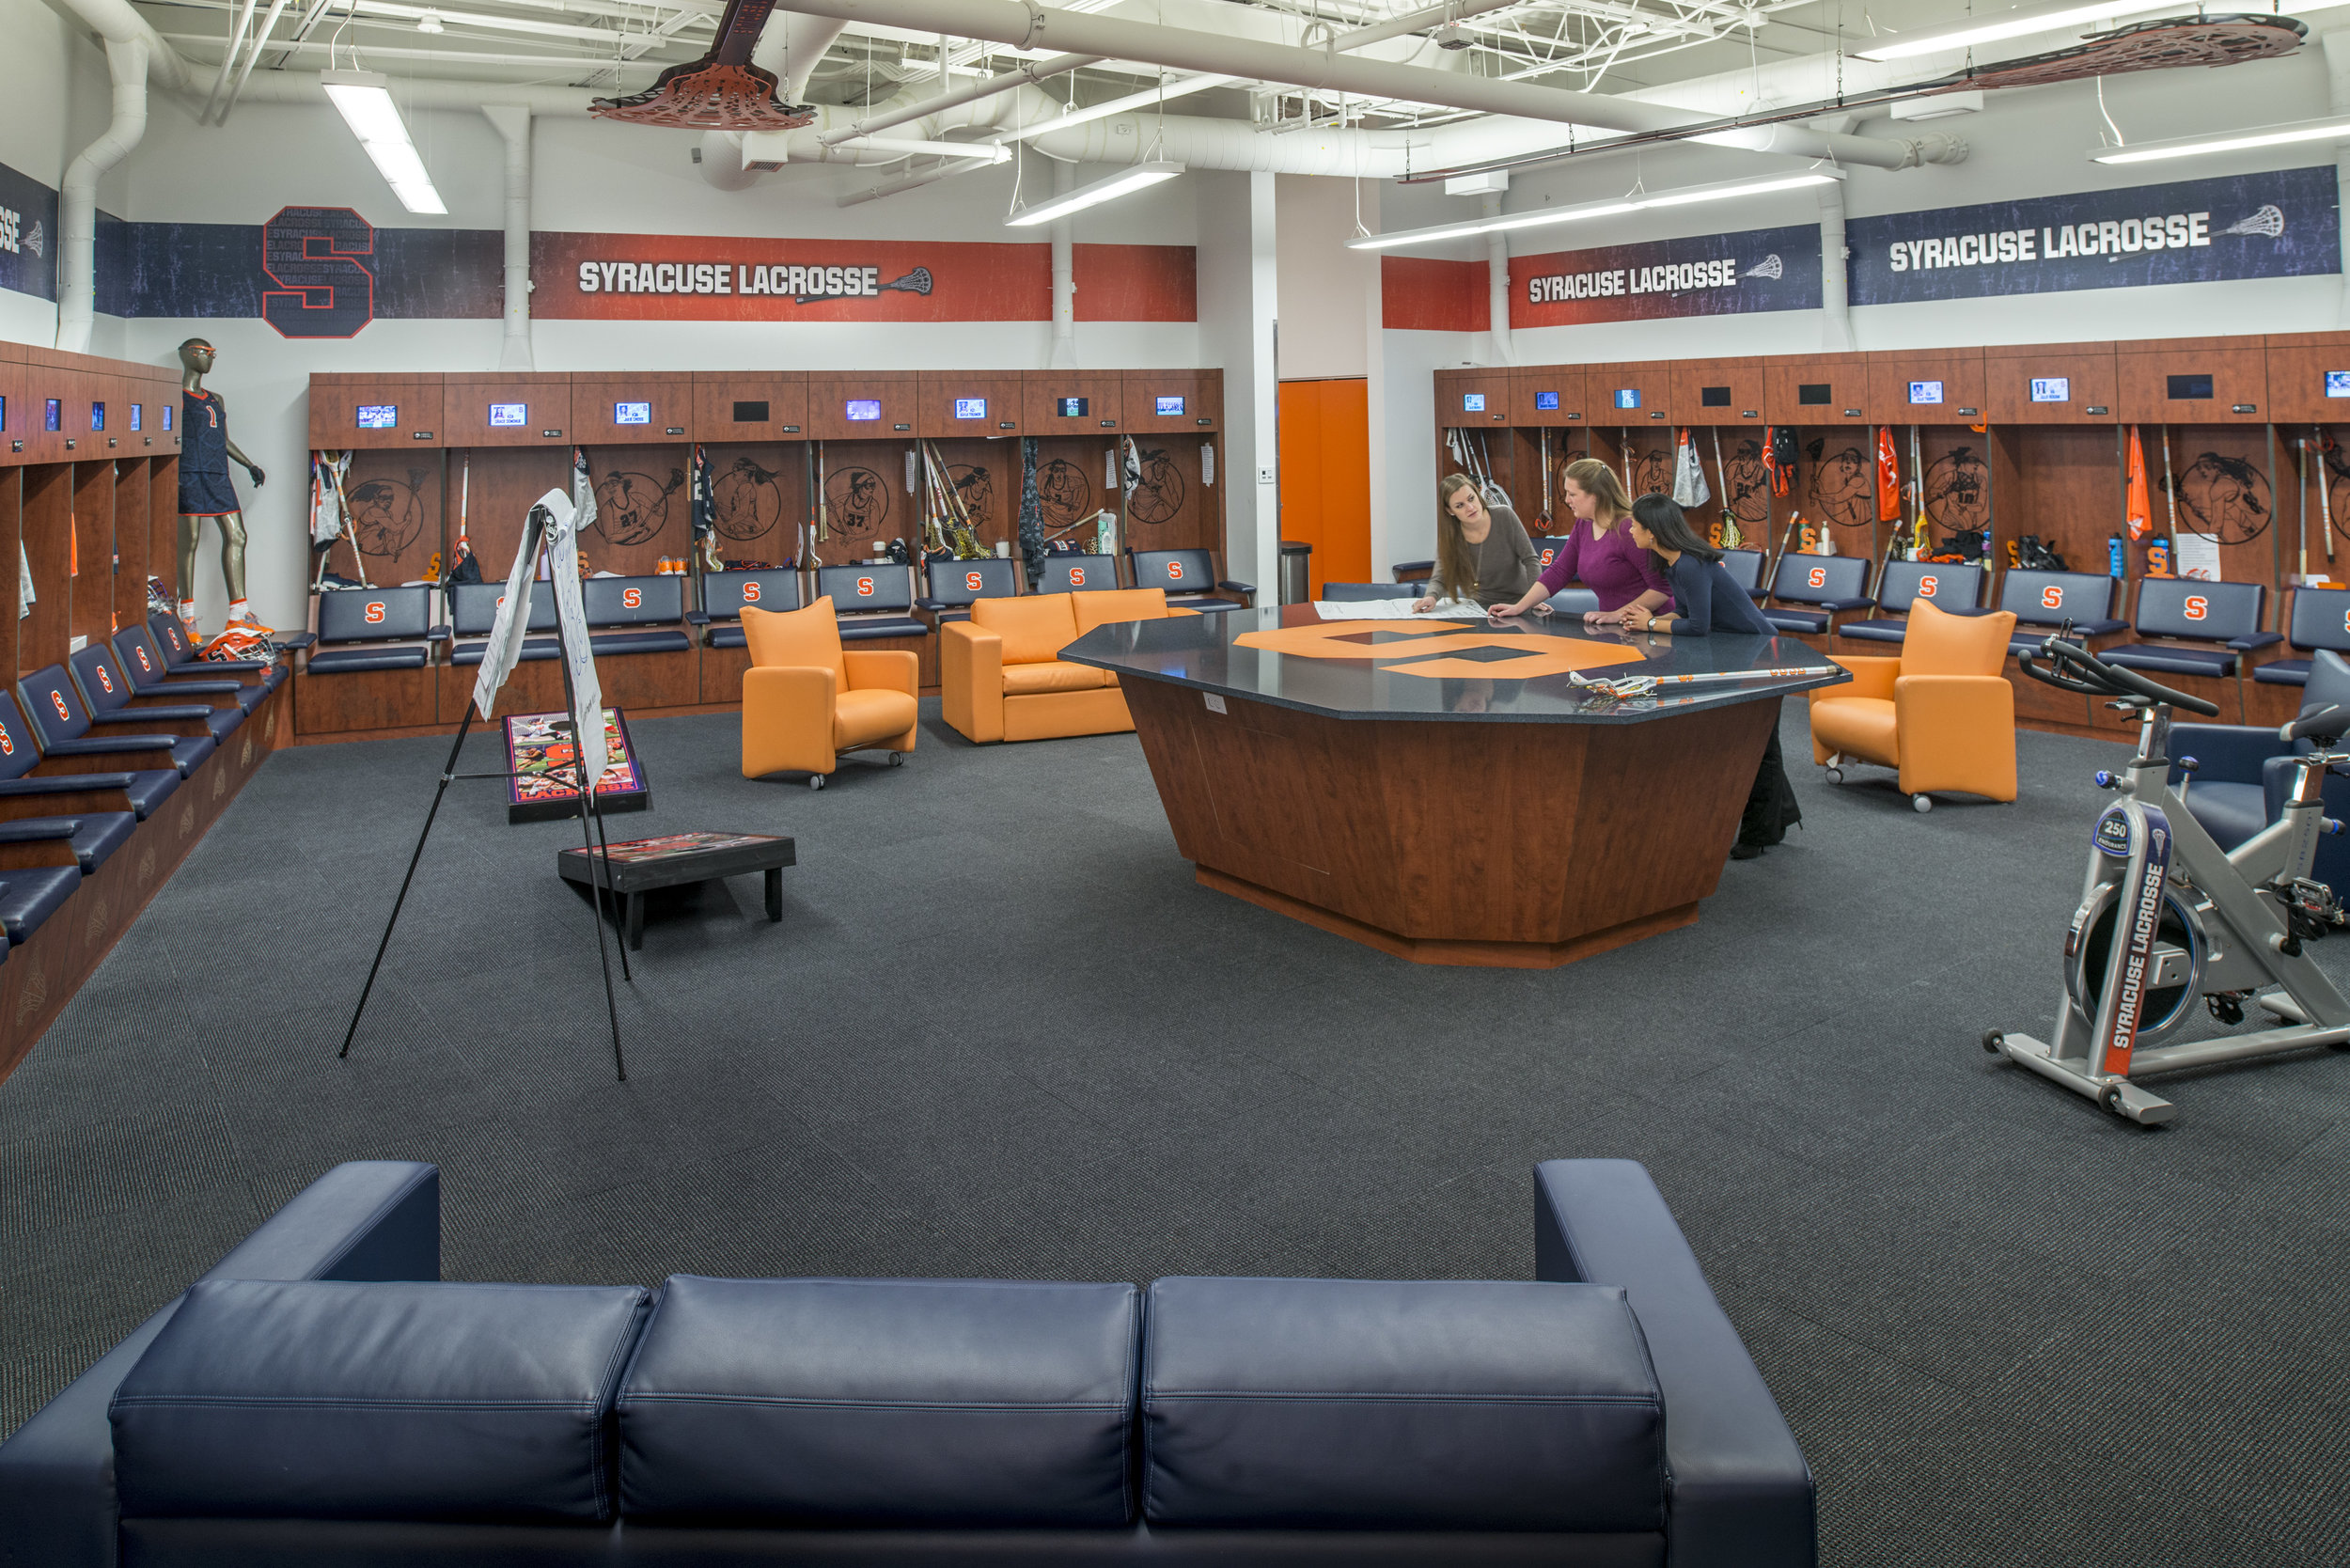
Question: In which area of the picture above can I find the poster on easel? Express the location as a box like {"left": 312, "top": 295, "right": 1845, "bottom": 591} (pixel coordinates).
{"left": 503, "top": 709, "right": 649, "bottom": 823}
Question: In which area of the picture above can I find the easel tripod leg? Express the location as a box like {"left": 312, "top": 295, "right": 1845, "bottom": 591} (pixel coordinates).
{"left": 341, "top": 707, "right": 477, "bottom": 1058}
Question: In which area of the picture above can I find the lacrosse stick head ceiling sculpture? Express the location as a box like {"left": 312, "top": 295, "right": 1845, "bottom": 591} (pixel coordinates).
{"left": 590, "top": 0, "right": 817, "bottom": 130}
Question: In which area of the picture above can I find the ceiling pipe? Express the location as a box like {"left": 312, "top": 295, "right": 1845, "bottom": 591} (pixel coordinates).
{"left": 773, "top": 0, "right": 1950, "bottom": 169}
{"left": 484, "top": 105, "right": 535, "bottom": 371}
{"left": 57, "top": 35, "right": 149, "bottom": 353}
{"left": 696, "top": 12, "right": 853, "bottom": 187}
{"left": 1049, "top": 158, "right": 1077, "bottom": 368}
{"left": 52, "top": 0, "right": 199, "bottom": 93}
{"left": 214, "top": 0, "right": 294, "bottom": 126}
{"left": 821, "top": 50, "right": 1100, "bottom": 144}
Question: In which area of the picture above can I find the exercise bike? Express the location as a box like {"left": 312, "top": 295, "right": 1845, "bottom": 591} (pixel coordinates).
{"left": 1983, "top": 634, "right": 2350, "bottom": 1125}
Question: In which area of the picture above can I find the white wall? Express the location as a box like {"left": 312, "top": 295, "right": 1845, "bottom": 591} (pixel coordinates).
{"left": 1197, "top": 169, "right": 1278, "bottom": 594}
{"left": 0, "top": 0, "right": 124, "bottom": 344}
{"left": 1274, "top": 174, "right": 1379, "bottom": 380}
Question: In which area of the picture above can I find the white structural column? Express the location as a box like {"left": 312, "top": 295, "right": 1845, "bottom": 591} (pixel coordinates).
{"left": 56, "top": 36, "right": 149, "bottom": 353}
{"left": 1818, "top": 180, "right": 1855, "bottom": 352}
{"left": 1050, "top": 158, "right": 1078, "bottom": 368}
{"left": 1197, "top": 169, "right": 1280, "bottom": 599}
{"left": 2327, "top": 32, "right": 2350, "bottom": 329}
{"left": 1485, "top": 193, "right": 1513, "bottom": 367}
{"left": 484, "top": 105, "right": 535, "bottom": 371}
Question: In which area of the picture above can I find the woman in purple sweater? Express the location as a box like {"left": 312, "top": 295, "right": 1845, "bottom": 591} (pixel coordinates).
{"left": 1489, "top": 458, "right": 1672, "bottom": 624}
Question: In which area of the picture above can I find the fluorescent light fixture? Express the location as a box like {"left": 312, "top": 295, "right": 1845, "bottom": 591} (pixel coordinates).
{"left": 1005, "top": 161, "right": 1183, "bottom": 227}
{"left": 1852, "top": 0, "right": 2189, "bottom": 61}
{"left": 1344, "top": 171, "right": 1842, "bottom": 252}
{"left": 2089, "top": 115, "right": 2350, "bottom": 165}
{"left": 321, "top": 69, "right": 446, "bottom": 214}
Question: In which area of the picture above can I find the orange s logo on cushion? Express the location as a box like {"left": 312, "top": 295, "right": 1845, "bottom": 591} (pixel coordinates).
{"left": 2041, "top": 586, "right": 2064, "bottom": 610}
{"left": 135, "top": 648, "right": 153, "bottom": 670}
{"left": 1070, "top": 567, "right": 1087, "bottom": 587}
{"left": 1167, "top": 562, "right": 1184, "bottom": 581}
{"left": 965, "top": 572, "right": 984, "bottom": 593}
{"left": 856, "top": 576, "right": 875, "bottom": 597}
{"left": 97, "top": 666, "right": 113, "bottom": 693}
{"left": 1807, "top": 567, "right": 1825, "bottom": 589}
{"left": 365, "top": 601, "right": 387, "bottom": 624}
{"left": 2184, "top": 595, "right": 2208, "bottom": 620}
{"left": 50, "top": 691, "right": 70, "bottom": 722}
{"left": 622, "top": 587, "right": 643, "bottom": 609}
{"left": 743, "top": 582, "right": 760, "bottom": 603}
{"left": 0, "top": 724, "right": 14, "bottom": 755}
{"left": 1917, "top": 575, "right": 1937, "bottom": 598}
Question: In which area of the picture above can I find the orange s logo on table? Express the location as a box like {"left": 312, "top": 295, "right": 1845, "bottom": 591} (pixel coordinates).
{"left": 1234, "top": 620, "right": 1650, "bottom": 682}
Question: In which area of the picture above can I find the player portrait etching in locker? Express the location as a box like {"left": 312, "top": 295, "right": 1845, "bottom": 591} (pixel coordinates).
{"left": 349, "top": 472, "right": 429, "bottom": 560}
{"left": 1623, "top": 443, "right": 1670, "bottom": 500}
{"left": 824, "top": 466, "right": 889, "bottom": 536}
{"left": 1127, "top": 446, "right": 1185, "bottom": 526}
{"left": 1036, "top": 458, "right": 1094, "bottom": 527}
{"left": 947, "top": 464, "right": 995, "bottom": 530}
{"left": 594, "top": 468, "right": 685, "bottom": 546}
{"left": 1924, "top": 447, "right": 1991, "bottom": 534}
{"left": 2323, "top": 444, "right": 2350, "bottom": 542}
{"left": 1724, "top": 439, "right": 1770, "bottom": 526}
{"left": 711, "top": 457, "right": 784, "bottom": 541}
{"left": 2170, "top": 451, "right": 2272, "bottom": 543}
{"left": 1805, "top": 438, "right": 1873, "bottom": 528}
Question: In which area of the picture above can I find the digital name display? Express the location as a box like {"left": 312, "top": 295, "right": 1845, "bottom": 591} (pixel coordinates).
{"left": 615, "top": 401, "right": 651, "bottom": 426}
{"left": 489, "top": 402, "right": 527, "bottom": 427}
{"left": 90, "top": 402, "right": 104, "bottom": 431}
{"left": 161, "top": 404, "right": 171, "bottom": 431}
{"left": 1058, "top": 397, "right": 1089, "bottom": 416}
{"left": 1156, "top": 396, "right": 1184, "bottom": 416}
{"left": 1613, "top": 388, "right": 1640, "bottom": 410}
{"left": 1535, "top": 391, "right": 1560, "bottom": 411}
{"left": 2029, "top": 377, "right": 2070, "bottom": 403}
{"left": 45, "top": 399, "right": 60, "bottom": 431}
{"left": 2327, "top": 371, "right": 2350, "bottom": 400}
{"left": 1907, "top": 380, "right": 1943, "bottom": 404}
{"left": 1463, "top": 393, "right": 1486, "bottom": 413}
{"left": 845, "top": 399, "right": 883, "bottom": 421}
{"left": 357, "top": 404, "right": 399, "bottom": 430}
{"left": 129, "top": 404, "right": 141, "bottom": 431}
{"left": 954, "top": 398, "right": 987, "bottom": 419}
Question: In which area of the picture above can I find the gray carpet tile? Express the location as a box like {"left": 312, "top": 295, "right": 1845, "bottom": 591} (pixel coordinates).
{"left": 4, "top": 698, "right": 2349, "bottom": 1567}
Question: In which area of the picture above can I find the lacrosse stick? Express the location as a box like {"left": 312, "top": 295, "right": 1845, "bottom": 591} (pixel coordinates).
{"left": 1569, "top": 665, "right": 1836, "bottom": 700}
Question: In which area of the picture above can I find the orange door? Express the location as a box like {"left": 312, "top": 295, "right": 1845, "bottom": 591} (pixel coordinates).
{"left": 1277, "top": 378, "right": 1371, "bottom": 594}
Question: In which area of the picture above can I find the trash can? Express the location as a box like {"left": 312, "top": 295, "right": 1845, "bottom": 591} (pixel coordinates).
{"left": 1279, "top": 541, "right": 1312, "bottom": 605}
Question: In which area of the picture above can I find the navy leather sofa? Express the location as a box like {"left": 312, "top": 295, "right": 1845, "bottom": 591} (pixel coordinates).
{"left": 0, "top": 1159, "right": 1813, "bottom": 1568}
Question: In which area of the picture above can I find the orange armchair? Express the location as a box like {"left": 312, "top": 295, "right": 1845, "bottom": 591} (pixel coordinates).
{"left": 941, "top": 588, "right": 1184, "bottom": 744}
{"left": 1810, "top": 598, "right": 2020, "bottom": 811}
{"left": 741, "top": 598, "right": 917, "bottom": 789}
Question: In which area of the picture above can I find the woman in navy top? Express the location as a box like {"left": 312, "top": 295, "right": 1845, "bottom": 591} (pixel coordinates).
{"left": 1616, "top": 496, "right": 1800, "bottom": 857}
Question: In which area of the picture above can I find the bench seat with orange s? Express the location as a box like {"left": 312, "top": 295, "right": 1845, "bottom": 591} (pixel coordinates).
{"left": 941, "top": 589, "right": 1186, "bottom": 744}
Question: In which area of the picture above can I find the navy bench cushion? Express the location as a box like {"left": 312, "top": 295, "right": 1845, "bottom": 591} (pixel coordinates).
{"left": 619, "top": 1276, "right": 1140, "bottom": 1528}
{"left": 1170, "top": 596, "right": 1245, "bottom": 614}
{"left": 706, "top": 625, "right": 747, "bottom": 650}
{"left": 1765, "top": 609, "right": 1829, "bottom": 635}
{"left": 1836, "top": 619, "right": 1908, "bottom": 645}
{"left": 306, "top": 648, "right": 428, "bottom": 674}
{"left": 450, "top": 637, "right": 562, "bottom": 667}
{"left": 0, "top": 866, "right": 80, "bottom": 943}
{"left": 1141, "top": 1277, "right": 1666, "bottom": 1532}
{"left": 110, "top": 1278, "right": 651, "bottom": 1526}
{"left": 0, "top": 813, "right": 135, "bottom": 873}
{"left": 836, "top": 616, "right": 928, "bottom": 641}
{"left": 588, "top": 630, "right": 692, "bottom": 656}
{"left": 2103, "top": 645, "right": 2239, "bottom": 679}
{"left": 2256, "top": 659, "right": 2312, "bottom": 685}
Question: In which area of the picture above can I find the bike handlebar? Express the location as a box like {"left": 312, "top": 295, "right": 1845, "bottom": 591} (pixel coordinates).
{"left": 2016, "top": 635, "right": 2221, "bottom": 717}
{"left": 2283, "top": 703, "right": 2350, "bottom": 744}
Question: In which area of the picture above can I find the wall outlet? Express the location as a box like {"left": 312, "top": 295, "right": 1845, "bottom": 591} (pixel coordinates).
{"left": 1257, "top": 465, "right": 1276, "bottom": 485}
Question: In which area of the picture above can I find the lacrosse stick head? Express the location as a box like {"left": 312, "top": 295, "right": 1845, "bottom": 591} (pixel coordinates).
{"left": 1569, "top": 670, "right": 1658, "bottom": 700}
{"left": 591, "top": 60, "right": 815, "bottom": 130}
{"left": 1742, "top": 253, "right": 1784, "bottom": 280}
{"left": 890, "top": 267, "right": 935, "bottom": 296}
{"left": 2222, "top": 204, "right": 2286, "bottom": 238}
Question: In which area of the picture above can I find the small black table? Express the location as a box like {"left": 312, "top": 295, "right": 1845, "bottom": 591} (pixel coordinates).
{"left": 557, "top": 831, "right": 795, "bottom": 949}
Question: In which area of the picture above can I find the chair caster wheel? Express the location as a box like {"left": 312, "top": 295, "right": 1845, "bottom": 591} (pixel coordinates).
{"left": 808, "top": 774, "right": 826, "bottom": 791}
{"left": 887, "top": 753, "right": 905, "bottom": 767}
{"left": 1982, "top": 1030, "right": 2005, "bottom": 1055}
{"left": 1912, "top": 793, "right": 1933, "bottom": 813}
{"left": 1825, "top": 767, "right": 1843, "bottom": 784}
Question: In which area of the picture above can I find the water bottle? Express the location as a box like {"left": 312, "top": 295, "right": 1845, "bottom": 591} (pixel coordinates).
{"left": 2107, "top": 534, "right": 2125, "bottom": 578}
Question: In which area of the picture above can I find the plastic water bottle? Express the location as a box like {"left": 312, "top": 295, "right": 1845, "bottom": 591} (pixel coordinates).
{"left": 2107, "top": 534, "right": 2125, "bottom": 578}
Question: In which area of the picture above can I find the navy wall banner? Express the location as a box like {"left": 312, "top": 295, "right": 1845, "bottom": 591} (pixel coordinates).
{"left": 1512, "top": 223, "right": 1823, "bottom": 325}
{"left": 1847, "top": 165, "right": 2339, "bottom": 305}
{"left": 0, "top": 160, "right": 60, "bottom": 303}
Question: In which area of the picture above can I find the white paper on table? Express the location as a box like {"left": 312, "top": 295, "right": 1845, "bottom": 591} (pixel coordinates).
{"left": 2174, "top": 531, "right": 2223, "bottom": 582}
{"left": 1312, "top": 598, "right": 1489, "bottom": 620}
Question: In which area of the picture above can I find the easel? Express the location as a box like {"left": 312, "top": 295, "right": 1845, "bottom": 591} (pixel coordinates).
{"left": 340, "top": 499, "right": 633, "bottom": 1079}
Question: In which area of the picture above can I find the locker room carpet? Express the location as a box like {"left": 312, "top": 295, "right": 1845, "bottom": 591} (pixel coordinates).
{"left": 4, "top": 700, "right": 2348, "bottom": 1568}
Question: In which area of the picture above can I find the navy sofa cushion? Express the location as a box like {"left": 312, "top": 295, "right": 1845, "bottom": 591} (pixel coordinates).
{"left": 706, "top": 625, "right": 747, "bottom": 650}
{"left": 110, "top": 1278, "right": 651, "bottom": 1526}
{"left": 1835, "top": 619, "right": 1908, "bottom": 645}
{"left": 0, "top": 813, "right": 135, "bottom": 873}
{"left": 2256, "top": 659, "right": 2312, "bottom": 686}
{"left": 836, "top": 616, "right": 928, "bottom": 641}
{"left": 619, "top": 1276, "right": 1140, "bottom": 1528}
{"left": 2102, "top": 645, "right": 2239, "bottom": 679}
{"left": 1141, "top": 1277, "right": 1666, "bottom": 1532}
{"left": 588, "top": 630, "right": 693, "bottom": 655}
{"left": 451, "top": 637, "right": 562, "bottom": 666}
{"left": 0, "top": 866, "right": 80, "bottom": 943}
{"left": 306, "top": 648, "right": 428, "bottom": 674}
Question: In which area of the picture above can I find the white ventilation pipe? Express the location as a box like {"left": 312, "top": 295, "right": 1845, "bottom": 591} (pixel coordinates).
{"left": 233, "top": 73, "right": 598, "bottom": 112}
{"left": 56, "top": 36, "right": 149, "bottom": 353}
{"left": 484, "top": 105, "right": 534, "bottom": 371}
{"left": 1485, "top": 193, "right": 1512, "bottom": 366}
{"left": 1050, "top": 158, "right": 1076, "bottom": 368}
{"left": 773, "top": 0, "right": 1957, "bottom": 170}
{"left": 1818, "top": 180, "right": 1854, "bottom": 352}
{"left": 700, "top": 15, "right": 851, "bottom": 188}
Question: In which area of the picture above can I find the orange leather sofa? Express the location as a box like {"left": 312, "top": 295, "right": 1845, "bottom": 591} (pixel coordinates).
{"left": 740, "top": 598, "right": 918, "bottom": 788}
{"left": 940, "top": 588, "right": 1185, "bottom": 744}
{"left": 1808, "top": 598, "right": 2020, "bottom": 811}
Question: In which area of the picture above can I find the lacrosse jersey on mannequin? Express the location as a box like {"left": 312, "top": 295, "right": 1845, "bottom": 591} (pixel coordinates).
{"left": 180, "top": 389, "right": 240, "bottom": 516}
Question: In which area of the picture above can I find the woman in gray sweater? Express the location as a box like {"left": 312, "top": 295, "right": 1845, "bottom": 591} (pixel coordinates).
{"left": 1416, "top": 473, "right": 1538, "bottom": 611}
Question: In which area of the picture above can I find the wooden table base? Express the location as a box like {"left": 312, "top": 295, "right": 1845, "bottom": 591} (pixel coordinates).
{"left": 1120, "top": 677, "right": 1774, "bottom": 969}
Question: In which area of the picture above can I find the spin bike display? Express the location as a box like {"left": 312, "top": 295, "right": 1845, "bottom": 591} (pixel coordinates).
{"left": 1984, "top": 634, "right": 2350, "bottom": 1125}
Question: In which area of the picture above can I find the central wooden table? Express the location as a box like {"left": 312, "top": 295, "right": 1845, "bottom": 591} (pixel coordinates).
{"left": 1062, "top": 605, "right": 1847, "bottom": 968}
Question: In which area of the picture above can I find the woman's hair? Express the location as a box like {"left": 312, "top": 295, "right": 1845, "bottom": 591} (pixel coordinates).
{"left": 1559, "top": 458, "right": 1633, "bottom": 523}
{"left": 1434, "top": 472, "right": 1484, "bottom": 600}
{"left": 1630, "top": 494, "right": 1721, "bottom": 565}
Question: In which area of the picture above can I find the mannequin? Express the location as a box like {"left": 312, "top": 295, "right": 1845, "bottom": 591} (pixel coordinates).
{"left": 178, "top": 337, "right": 267, "bottom": 632}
